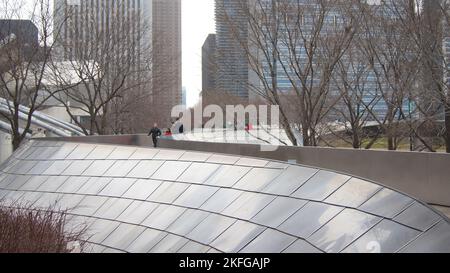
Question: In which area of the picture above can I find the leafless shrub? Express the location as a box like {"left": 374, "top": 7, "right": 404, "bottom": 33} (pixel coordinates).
{"left": 0, "top": 201, "right": 87, "bottom": 253}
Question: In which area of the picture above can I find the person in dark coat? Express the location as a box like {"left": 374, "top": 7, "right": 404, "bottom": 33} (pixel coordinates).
{"left": 148, "top": 123, "right": 162, "bottom": 148}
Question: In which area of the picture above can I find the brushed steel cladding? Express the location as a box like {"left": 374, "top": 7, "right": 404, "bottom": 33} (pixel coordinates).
{"left": 0, "top": 140, "right": 449, "bottom": 253}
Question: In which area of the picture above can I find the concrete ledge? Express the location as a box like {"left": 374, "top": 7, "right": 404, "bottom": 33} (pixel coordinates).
{"left": 39, "top": 134, "right": 450, "bottom": 207}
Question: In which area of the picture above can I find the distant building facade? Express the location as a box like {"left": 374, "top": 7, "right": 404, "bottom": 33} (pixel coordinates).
{"left": 53, "top": 0, "right": 182, "bottom": 127}
{"left": 152, "top": 0, "right": 182, "bottom": 126}
{"left": 215, "top": 0, "right": 249, "bottom": 99}
{"left": 202, "top": 34, "right": 217, "bottom": 107}
{"left": 181, "top": 86, "right": 187, "bottom": 107}
{"left": 0, "top": 20, "right": 39, "bottom": 67}
{"left": 54, "top": 0, "right": 152, "bottom": 62}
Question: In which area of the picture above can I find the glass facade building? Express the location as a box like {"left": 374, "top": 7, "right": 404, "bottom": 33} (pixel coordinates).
{"left": 215, "top": 0, "right": 250, "bottom": 98}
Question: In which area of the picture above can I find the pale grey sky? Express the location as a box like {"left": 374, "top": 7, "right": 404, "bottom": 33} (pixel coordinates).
{"left": 182, "top": 0, "right": 215, "bottom": 107}
{"left": 12, "top": 0, "right": 216, "bottom": 107}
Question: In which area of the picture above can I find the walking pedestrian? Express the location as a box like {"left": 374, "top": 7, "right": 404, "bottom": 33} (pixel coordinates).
{"left": 148, "top": 123, "right": 162, "bottom": 148}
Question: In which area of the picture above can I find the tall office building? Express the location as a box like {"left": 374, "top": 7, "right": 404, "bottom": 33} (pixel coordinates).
{"left": 54, "top": 0, "right": 152, "bottom": 63}
{"left": 54, "top": 0, "right": 182, "bottom": 128}
{"left": 152, "top": 0, "right": 182, "bottom": 126}
{"left": 215, "top": 0, "right": 249, "bottom": 99}
{"left": 202, "top": 34, "right": 217, "bottom": 104}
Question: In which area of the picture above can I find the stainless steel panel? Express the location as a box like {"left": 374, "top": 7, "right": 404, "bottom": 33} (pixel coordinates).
{"left": 147, "top": 182, "right": 189, "bottom": 203}
{"left": 200, "top": 188, "right": 243, "bottom": 213}
{"left": 282, "top": 239, "right": 323, "bottom": 253}
{"left": 122, "top": 179, "right": 162, "bottom": 200}
{"left": 252, "top": 197, "right": 307, "bottom": 228}
{"left": 102, "top": 224, "right": 146, "bottom": 250}
{"left": 401, "top": 221, "right": 450, "bottom": 253}
{"left": 222, "top": 192, "right": 276, "bottom": 220}
{"left": 150, "top": 234, "right": 189, "bottom": 253}
{"left": 37, "top": 176, "right": 69, "bottom": 192}
{"left": 166, "top": 209, "right": 210, "bottom": 236}
{"left": 5, "top": 175, "right": 31, "bottom": 190}
{"left": 107, "top": 147, "right": 137, "bottom": 160}
{"left": 394, "top": 202, "right": 442, "bottom": 231}
{"left": 76, "top": 177, "right": 112, "bottom": 195}
{"left": 177, "top": 163, "right": 220, "bottom": 184}
{"left": 94, "top": 198, "right": 133, "bottom": 220}
{"left": 62, "top": 160, "right": 94, "bottom": 176}
{"left": 83, "top": 160, "right": 115, "bottom": 176}
{"left": 292, "top": 170, "right": 350, "bottom": 201}
{"left": 129, "top": 148, "right": 159, "bottom": 160}
{"left": 127, "top": 160, "right": 164, "bottom": 179}
{"left": 235, "top": 158, "right": 269, "bottom": 167}
{"left": 66, "top": 144, "right": 96, "bottom": 160}
{"left": 177, "top": 241, "right": 211, "bottom": 253}
{"left": 360, "top": 188, "right": 413, "bottom": 218}
{"left": 85, "top": 145, "right": 115, "bottom": 160}
{"left": 72, "top": 195, "right": 109, "bottom": 216}
{"left": 187, "top": 214, "right": 236, "bottom": 245}
{"left": 342, "top": 219, "right": 420, "bottom": 253}
{"left": 206, "top": 154, "right": 240, "bottom": 165}
{"left": 152, "top": 149, "right": 184, "bottom": 160}
{"left": 151, "top": 161, "right": 191, "bottom": 181}
{"left": 278, "top": 202, "right": 344, "bottom": 238}
{"left": 142, "top": 205, "right": 187, "bottom": 230}
{"left": 116, "top": 201, "right": 159, "bottom": 225}
{"left": 99, "top": 178, "right": 137, "bottom": 197}
{"left": 325, "top": 178, "right": 381, "bottom": 208}
{"left": 50, "top": 143, "right": 78, "bottom": 160}
{"left": 86, "top": 219, "right": 121, "bottom": 244}
{"left": 240, "top": 229, "right": 296, "bottom": 253}
{"left": 104, "top": 160, "right": 140, "bottom": 177}
{"left": 174, "top": 185, "right": 218, "bottom": 208}
{"left": 179, "top": 152, "right": 211, "bottom": 162}
{"left": 27, "top": 161, "right": 53, "bottom": 175}
{"left": 204, "top": 165, "right": 251, "bottom": 187}
{"left": 56, "top": 176, "right": 90, "bottom": 193}
{"left": 233, "top": 168, "right": 283, "bottom": 192}
{"left": 43, "top": 161, "right": 72, "bottom": 175}
{"left": 126, "top": 229, "right": 167, "bottom": 253}
{"left": 262, "top": 166, "right": 318, "bottom": 195}
{"left": 211, "top": 220, "right": 265, "bottom": 253}
{"left": 308, "top": 209, "right": 381, "bottom": 253}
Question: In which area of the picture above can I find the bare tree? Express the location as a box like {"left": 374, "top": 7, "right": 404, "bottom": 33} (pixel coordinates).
{"left": 50, "top": 1, "right": 153, "bottom": 135}
{"left": 220, "top": 0, "right": 357, "bottom": 146}
{"left": 0, "top": 0, "right": 61, "bottom": 150}
{"left": 328, "top": 38, "right": 382, "bottom": 149}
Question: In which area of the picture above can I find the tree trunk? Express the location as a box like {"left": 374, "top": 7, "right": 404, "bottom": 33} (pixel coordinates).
{"left": 387, "top": 135, "right": 395, "bottom": 151}
{"left": 352, "top": 129, "right": 360, "bottom": 149}
{"left": 445, "top": 104, "right": 450, "bottom": 153}
{"left": 12, "top": 134, "right": 23, "bottom": 152}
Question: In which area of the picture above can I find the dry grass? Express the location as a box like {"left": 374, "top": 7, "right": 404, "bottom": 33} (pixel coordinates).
{"left": 0, "top": 201, "right": 87, "bottom": 253}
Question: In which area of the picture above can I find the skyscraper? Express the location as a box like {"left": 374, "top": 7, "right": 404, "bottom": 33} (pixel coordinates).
{"left": 152, "top": 0, "right": 182, "bottom": 126}
{"left": 54, "top": 0, "right": 152, "bottom": 64}
{"left": 215, "top": 0, "right": 249, "bottom": 99}
{"left": 202, "top": 34, "right": 217, "bottom": 98}
{"left": 53, "top": 0, "right": 182, "bottom": 128}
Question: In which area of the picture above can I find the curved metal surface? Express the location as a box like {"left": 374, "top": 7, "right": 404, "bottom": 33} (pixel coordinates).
{"left": 0, "top": 140, "right": 449, "bottom": 253}
{"left": 0, "top": 98, "right": 85, "bottom": 136}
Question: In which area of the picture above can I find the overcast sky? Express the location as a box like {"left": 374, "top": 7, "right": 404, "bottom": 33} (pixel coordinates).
{"left": 182, "top": 0, "right": 215, "bottom": 107}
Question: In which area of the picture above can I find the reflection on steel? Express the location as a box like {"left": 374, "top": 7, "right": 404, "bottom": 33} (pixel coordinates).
{"left": 0, "top": 140, "right": 449, "bottom": 253}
